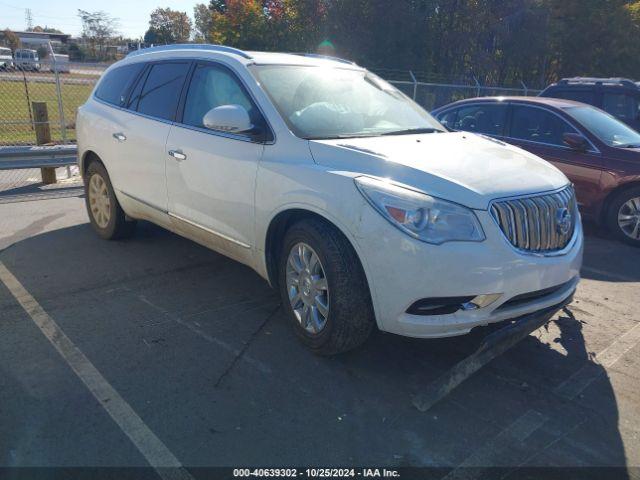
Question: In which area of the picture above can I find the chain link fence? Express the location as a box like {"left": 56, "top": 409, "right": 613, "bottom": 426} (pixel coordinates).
{"left": 0, "top": 60, "right": 104, "bottom": 146}
{"left": 0, "top": 57, "right": 105, "bottom": 195}
{"left": 375, "top": 69, "right": 542, "bottom": 111}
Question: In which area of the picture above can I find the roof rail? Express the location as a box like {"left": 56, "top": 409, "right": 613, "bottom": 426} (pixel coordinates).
{"left": 127, "top": 44, "right": 252, "bottom": 59}
{"left": 290, "top": 52, "right": 356, "bottom": 65}
{"left": 558, "top": 77, "right": 638, "bottom": 88}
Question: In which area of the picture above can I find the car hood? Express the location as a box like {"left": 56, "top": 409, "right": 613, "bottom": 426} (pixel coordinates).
{"left": 308, "top": 131, "right": 569, "bottom": 210}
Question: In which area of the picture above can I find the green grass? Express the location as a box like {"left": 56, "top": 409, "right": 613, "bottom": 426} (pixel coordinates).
{"left": 0, "top": 76, "right": 95, "bottom": 146}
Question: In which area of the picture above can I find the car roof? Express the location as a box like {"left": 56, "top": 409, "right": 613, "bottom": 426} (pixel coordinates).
{"left": 124, "top": 44, "right": 362, "bottom": 69}
{"left": 434, "top": 96, "right": 586, "bottom": 111}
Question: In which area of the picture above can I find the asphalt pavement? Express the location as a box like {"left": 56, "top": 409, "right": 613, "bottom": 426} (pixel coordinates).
{"left": 0, "top": 194, "right": 638, "bottom": 478}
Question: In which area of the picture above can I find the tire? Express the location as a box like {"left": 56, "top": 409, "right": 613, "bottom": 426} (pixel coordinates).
{"left": 606, "top": 186, "right": 640, "bottom": 247}
{"left": 84, "top": 161, "right": 136, "bottom": 240}
{"left": 278, "top": 218, "right": 375, "bottom": 355}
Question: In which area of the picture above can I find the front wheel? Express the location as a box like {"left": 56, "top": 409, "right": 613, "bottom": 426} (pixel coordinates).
{"left": 278, "top": 218, "right": 375, "bottom": 355}
{"left": 607, "top": 187, "right": 640, "bottom": 247}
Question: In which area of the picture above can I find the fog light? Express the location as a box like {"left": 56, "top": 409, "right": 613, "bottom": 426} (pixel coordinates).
{"left": 406, "top": 296, "right": 475, "bottom": 316}
{"left": 407, "top": 293, "right": 502, "bottom": 316}
{"left": 465, "top": 293, "right": 503, "bottom": 309}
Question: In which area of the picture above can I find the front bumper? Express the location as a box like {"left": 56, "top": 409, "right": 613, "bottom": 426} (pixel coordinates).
{"left": 354, "top": 204, "right": 583, "bottom": 338}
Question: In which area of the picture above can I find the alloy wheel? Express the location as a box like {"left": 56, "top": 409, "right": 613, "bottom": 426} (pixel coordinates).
{"left": 88, "top": 173, "right": 111, "bottom": 229}
{"left": 618, "top": 196, "right": 640, "bottom": 240}
{"left": 285, "top": 242, "right": 330, "bottom": 334}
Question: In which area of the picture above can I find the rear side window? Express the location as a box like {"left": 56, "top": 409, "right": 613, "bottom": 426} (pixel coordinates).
{"left": 551, "top": 89, "right": 596, "bottom": 106}
{"left": 603, "top": 93, "right": 639, "bottom": 122}
{"left": 449, "top": 104, "right": 508, "bottom": 136}
{"left": 509, "top": 106, "right": 575, "bottom": 146}
{"left": 95, "top": 63, "right": 145, "bottom": 107}
{"left": 136, "top": 62, "right": 190, "bottom": 121}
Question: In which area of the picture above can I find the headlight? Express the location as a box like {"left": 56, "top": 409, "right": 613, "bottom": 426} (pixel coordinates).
{"left": 355, "top": 176, "right": 485, "bottom": 244}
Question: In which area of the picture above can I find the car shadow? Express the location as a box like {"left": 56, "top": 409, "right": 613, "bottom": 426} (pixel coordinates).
{"left": 0, "top": 221, "right": 632, "bottom": 473}
{"left": 580, "top": 220, "right": 640, "bottom": 283}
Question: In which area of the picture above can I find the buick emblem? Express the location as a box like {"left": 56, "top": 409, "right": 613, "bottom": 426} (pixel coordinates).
{"left": 555, "top": 207, "right": 572, "bottom": 235}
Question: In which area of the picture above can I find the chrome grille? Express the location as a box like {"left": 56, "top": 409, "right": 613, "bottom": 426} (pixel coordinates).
{"left": 490, "top": 186, "right": 577, "bottom": 253}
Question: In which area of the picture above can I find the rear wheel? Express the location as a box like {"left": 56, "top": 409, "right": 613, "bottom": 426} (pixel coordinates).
{"left": 607, "top": 186, "right": 640, "bottom": 247}
{"left": 278, "top": 218, "right": 375, "bottom": 355}
{"left": 84, "top": 161, "right": 136, "bottom": 240}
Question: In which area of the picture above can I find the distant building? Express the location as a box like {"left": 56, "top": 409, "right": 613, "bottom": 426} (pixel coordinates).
{"left": 0, "top": 30, "right": 71, "bottom": 48}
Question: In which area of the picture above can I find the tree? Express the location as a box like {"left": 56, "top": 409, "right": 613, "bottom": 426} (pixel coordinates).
{"left": 2, "top": 29, "right": 21, "bottom": 51}
{"left": 77, "top": 10, "right": 119, "bottom": 60}
{"left": 36, "top": 45, "right": 49, "bottom": 60}
{"left": 263, "top": 0, "right": 328, "bottom": 52}
{"left": 68, "top": 43, "right": 86, "bottom": 61}
{"left": 29, "top": 25, "right": 64, "bottom": 34}
{"left": 542, "top": 0, "right": 640, "bottom": 80}
{"left": 144, "top": 8, "right": 192, "bottom": 45}
{"left": 207, "top": 0, "right": 266, "bottom": 48}
{"left": 204, "top": 0, "right": 327, "bottom": 51}
{"left": 153, "top": 0, "right": 640, "bottom": 87}
{"left": 629, "top": 1, "right": 640, "bottom": 23}
{"left": 209, "top": 0, "right": 227, "bottom": 14}
{"left": 194, "top": 3, "right": 213, "bottom": 42}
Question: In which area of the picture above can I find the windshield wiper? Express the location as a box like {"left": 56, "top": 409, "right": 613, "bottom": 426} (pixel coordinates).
{"left": 304, "top": 133, "right": 379, "bottom": 140}
{"left": 305, "top": 128, "right": 444, "bottom": 140}
{"left": 380, "top": 127, "right": 443, "bottom": 136}
{"left": 617, "top": 143, "right": 640, "bottom": 148}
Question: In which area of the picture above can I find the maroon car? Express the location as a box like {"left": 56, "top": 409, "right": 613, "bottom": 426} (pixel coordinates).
{"left": 432, "top": 97, "right": 640, "bottom": 246}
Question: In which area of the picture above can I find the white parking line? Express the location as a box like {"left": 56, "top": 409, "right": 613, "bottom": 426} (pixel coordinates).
{"left": 0, "top": 262, "right": 194, "bottom": 480}
{"left": 443, "top": 321, "right": 640, "bottom": 479}
{"left": 555, "top": 322, "right": 640, "bottom": 399}
{"left": 442, "top": 411, "right": 549, "bottom": 479}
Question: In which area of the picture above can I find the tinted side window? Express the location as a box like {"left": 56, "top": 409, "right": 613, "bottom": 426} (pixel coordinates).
{"left": 603, "top": 93, "right": 639, "bottom": 122}
{"left": 95, "top": 63, "right": 145, "bottom": 107}
{"left": 552, "top": 89, "right": 596, "bottom": 105}
{"left": 136, "top": 62, "right": 190, "bottom": 121}
{"left": 182, "top": 64, "right": 259, "bottom": 131}
{"left": 437, "top": 110, "right": 457, "bottom": 129}
{"left": 510, "top": 106, "right": 575, "bottom": 146}
{"left": 125, "top": 67, "right": 149, "bottom": 110}
{"left": 451, "top": 104, "right": 507, "bottom": 136}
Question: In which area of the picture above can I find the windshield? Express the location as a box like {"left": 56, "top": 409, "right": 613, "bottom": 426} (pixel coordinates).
{"left": 250, "top": 65, "right": 444, "bottom": 139}
{"left": 0, "top": 48, "right": 11, "bottom": 56}
{"left": 566, "top": 105, "right": 640, "bottom": 148}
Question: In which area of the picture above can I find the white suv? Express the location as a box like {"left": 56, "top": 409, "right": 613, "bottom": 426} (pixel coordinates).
{"left": 77, "top": 45, "right": 583, "bottom": 354}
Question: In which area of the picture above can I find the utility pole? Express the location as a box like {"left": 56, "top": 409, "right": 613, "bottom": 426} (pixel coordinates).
{"left": 25, "top": 8, "right": 33, "bottom": 31}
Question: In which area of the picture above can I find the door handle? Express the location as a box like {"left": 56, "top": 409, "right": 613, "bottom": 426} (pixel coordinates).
{"left": 168, "top": 150, "right": 187, "bottom": 161}
{"left": 112, "top": 132, "right": 126, "bottom": 142}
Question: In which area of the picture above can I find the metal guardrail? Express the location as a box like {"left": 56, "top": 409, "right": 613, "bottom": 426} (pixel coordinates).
{"left": 0, "top": 145, "right": 77, "bottom": 170}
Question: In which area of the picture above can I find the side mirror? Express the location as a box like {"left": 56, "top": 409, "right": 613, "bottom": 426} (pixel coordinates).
{"left": 202, "top": 104, "right": 254, "bottom": 134}
{"left": 563, "top": 132, "right": 589, "bottom": 151}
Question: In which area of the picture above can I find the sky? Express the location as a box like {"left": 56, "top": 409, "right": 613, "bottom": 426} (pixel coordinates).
{"left": 1, "top": 0, "right": 197, "bottom": 39}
